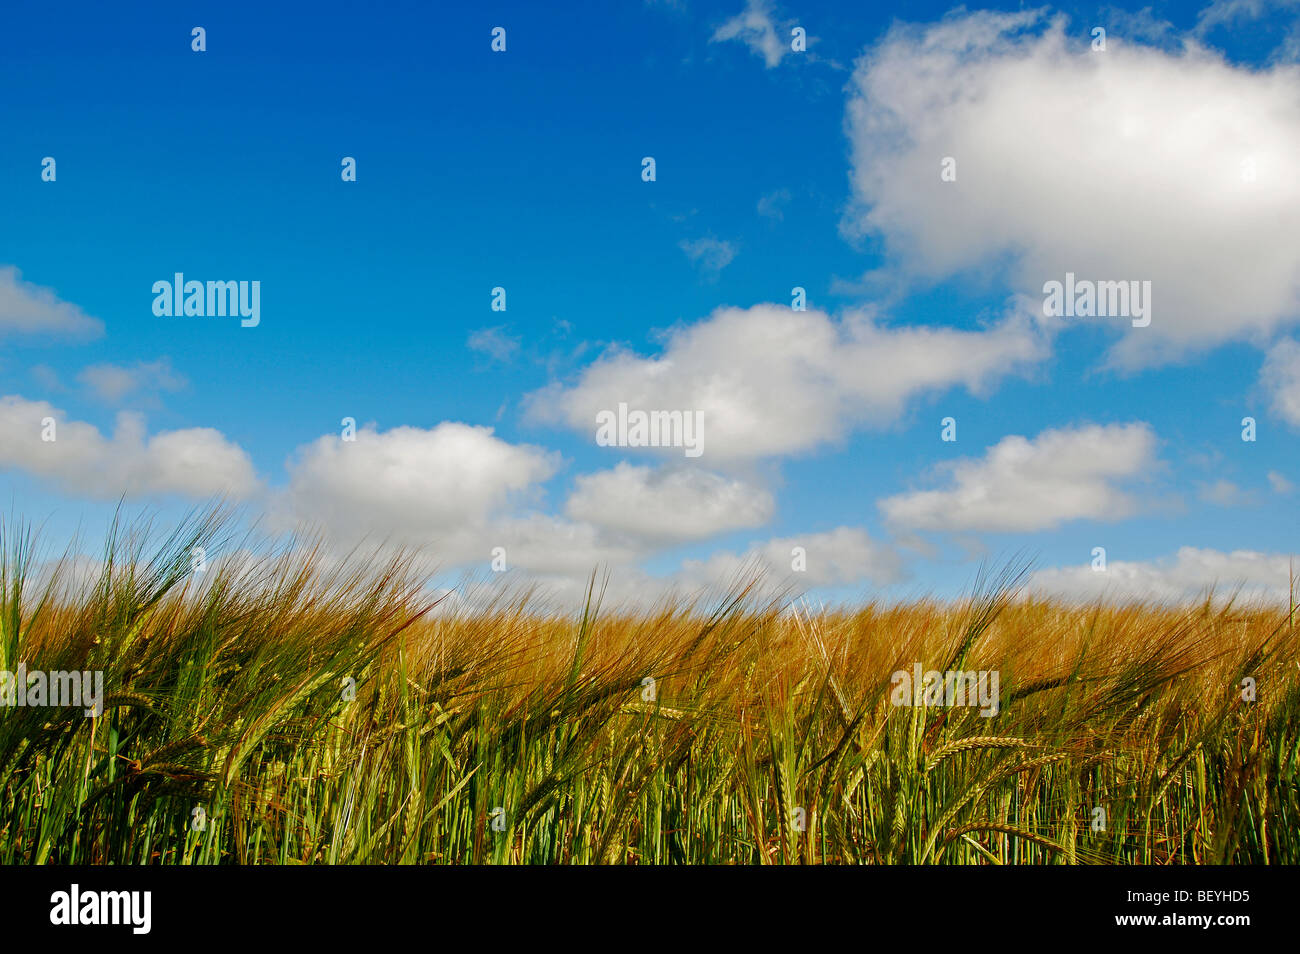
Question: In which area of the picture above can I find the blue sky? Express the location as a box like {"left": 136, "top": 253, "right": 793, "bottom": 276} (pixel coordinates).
{"left": 1, "top": 0, "right": 1298, "bottom": 607}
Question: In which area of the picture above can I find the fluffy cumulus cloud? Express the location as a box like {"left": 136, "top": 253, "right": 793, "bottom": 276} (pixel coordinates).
{"left": 0, "top": 266, "right": 104, "bottom": 340}
{"left": 565, "top": 462, "right": 774, "bottom": 543}
{"left": 1029, "top": 546, "right": 1296, "bottom": 604}
{"left": 683, "top": 526, "right": 906, "bottom": 589}
{"left": 272, "top": 428, "right": 781, "bottom": 583}
{"left": 844, "top": 9, "right": 1300, "bottom": 366}
{"left": 527, "top": 303, "right": 1044, "bottom": 463}
{"left": 481, "top": 513, "right": 643, "bottom": 577}
{"left": 277, "top": 423, "right": 559, "bottom": 552}
{"left": 0, "top": 396, "right": 257, "bottom": 498}
{"left": 1262, "top": 337, "right": 1300, "bottom": 426}
{"left": 880, "top": 423, "right": 1158, "bottom": 532}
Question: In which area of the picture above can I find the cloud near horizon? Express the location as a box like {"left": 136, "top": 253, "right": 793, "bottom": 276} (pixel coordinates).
{"left": 880, "top": 423, "right": 1159, "bottom": 533}
{"left": 1028, "top": 546, "right": 1296, "bottom": 604}
{"left": 0, "top": 395, "right": 257, "bottom": 499}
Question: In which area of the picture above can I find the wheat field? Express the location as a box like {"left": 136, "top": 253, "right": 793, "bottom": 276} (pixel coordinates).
{"left": 1, "top": 511, "right": 1295, "bottom": 865}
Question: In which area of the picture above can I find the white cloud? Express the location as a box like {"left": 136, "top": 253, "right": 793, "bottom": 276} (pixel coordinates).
{"left": 78, "top": 357, "right": 187, "bottom": 404}
{"left": 526, "top": 303, "right": 1044, "bottom": 463}
{"left": 1029, "top": 546, "right": 1297, "bottom": 604}
{"left": 565, "top": 462, "right": 773, "bottom": 543}
{"left": 277, "top": 422, "right": 559, "bottom": 551}
{"left": 682, "top": 526, "right": 906, "bottom": 588}
{"left": 274, "top": 426, "right": 781, "bottom": 581}
{"left": 843, "top": 10, "right": 1300, "bottom": 367}
{"left": 1268, "top": 470, "right": 1293, "bottom": 493}
{"left": 0, "top": 395, "right": 257, "bottom": 498}
{"left": 679, "top": 237, "right": 737, "bottom": 279}
{"left": 880, "top": 423, "right": 1158, "bottom": 533}
{"left": 711, "top": 0, "right": 792, "bottom": 68}
{"left": 482, "top": 513, "right": 643, "bottom": 577}
{"left": 261, "top": 418, "right": 904, "bottom": 601}
{"left": 467, "top": 326, "right": 521, "bottom": 363}
{"left": 0, "top": 266, "right": 104, "bottom": 340}
{"left": 1262, "top": 337, "right": 1300, "bottom": 426}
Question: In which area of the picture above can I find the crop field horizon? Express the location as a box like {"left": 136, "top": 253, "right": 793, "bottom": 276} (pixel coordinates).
{"left": 2, "top": 510, "right": 1295, "bottom": 866}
